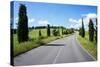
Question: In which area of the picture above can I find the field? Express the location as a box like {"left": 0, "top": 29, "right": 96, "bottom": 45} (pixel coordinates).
{"left": 77, "top": 32, "right": 97, "bottom": 59}
{"left": 13, "top": 28, "right": 69, "bottom": 57}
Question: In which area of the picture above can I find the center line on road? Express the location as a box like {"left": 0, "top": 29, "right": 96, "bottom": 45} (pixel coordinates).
{"left": 53, "top": 46, "right": 63, "bottom": 64}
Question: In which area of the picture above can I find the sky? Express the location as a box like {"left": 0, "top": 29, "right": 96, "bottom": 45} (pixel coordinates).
{"left": 12, "top": 1, "right": 97, "bottom": 30}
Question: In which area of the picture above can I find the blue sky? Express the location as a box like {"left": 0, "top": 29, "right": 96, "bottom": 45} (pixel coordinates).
{"left": 12, "top": 1, "right": 97, "bottom": 30}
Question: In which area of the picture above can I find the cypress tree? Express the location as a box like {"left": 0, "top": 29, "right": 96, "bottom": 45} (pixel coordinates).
{"left": 95, "top": 18, "right": 97, "bottom": 42}
{"left": 17, "top": 4, "right": 29, "bottom": 43}
{"left": 79, "top": 27, "right": 82, "bottom": 36}
{"left": 89, "top": 19, "right": 94, "bottom": 41}
{"left": 62, "top": 27, "right": 63, "bottom": 35}
{"left": 39, "top": 30, "right": 41, "bottom": 36}
{"left": 57, "top": 27, "right": 60, "bottom": 36}
{"left": 81, "top": 18, "right": 85, "bottom": 37}
{"left": 47, "top": 24, "right": 50, "bottom": 36}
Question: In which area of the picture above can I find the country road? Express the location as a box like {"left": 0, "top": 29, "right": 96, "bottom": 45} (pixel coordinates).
{"left": 14, "top": 33, "right": 95, "bottom": 66}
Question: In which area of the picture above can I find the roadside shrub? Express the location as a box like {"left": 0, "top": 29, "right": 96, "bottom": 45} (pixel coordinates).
{"left": 53, "top": 29, "right": 60, "bottom": 36}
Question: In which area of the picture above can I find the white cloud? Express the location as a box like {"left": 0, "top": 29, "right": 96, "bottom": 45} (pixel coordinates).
{"left": 69, "top": 18, "right": 82, "bottom": 24}
{"left": 82, "top": 13, "right": 97, "bottom": 25}
{"left": 68, "top": 18, "right": 82, "bottom": 29}
{"left": 38, "top": 20, "right": 50, "bottom": 26}
{"left": 82, "top": 13, "right": 97, "bottom": 19}
{"left": 28, "top": 18, "right": 35, "bottom": 27}
{"left": 69, "top": 18, "right": 77, "bottom": 23}
{"left": 87, "top": 13, "right": 97, "bottom": 18}
{"left": 82, "top": 13, "right": 97, "bottom": 29}
{"left": 13, "top": 17, "right": 18, "bottom": 29}
{"left": 68, "top": 13, "right": 97, "bottom": 30}
{"left": 28, "top": 18, "right": 35, "bottom": 23}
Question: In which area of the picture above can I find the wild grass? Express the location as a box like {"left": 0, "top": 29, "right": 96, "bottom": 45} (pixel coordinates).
{"left": 77, "top": 32, "right": 97, "bottom": 59}
{"left": 13, "top": 28, "right": 67, "bottom": 57}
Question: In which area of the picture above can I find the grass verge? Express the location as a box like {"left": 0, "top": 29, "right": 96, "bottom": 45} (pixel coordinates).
{"left": 13, "top": 35, "right": 69, "bottom": 57}
{"left": 77, "top": 34, "right": 97, "bottom": 59}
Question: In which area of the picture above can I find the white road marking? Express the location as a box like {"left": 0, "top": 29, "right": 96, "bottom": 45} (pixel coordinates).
{"left": 53, "top": 47, "right": 63, "bottom": 64}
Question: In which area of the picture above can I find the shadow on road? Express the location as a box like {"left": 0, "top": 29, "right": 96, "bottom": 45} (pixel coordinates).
{"left": 43, "top": 44, "right": 65, "bottom": 46}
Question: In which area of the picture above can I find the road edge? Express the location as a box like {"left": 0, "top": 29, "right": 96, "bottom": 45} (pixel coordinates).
{"left": 75, "top": 35, "right": 96, "bottom": 61}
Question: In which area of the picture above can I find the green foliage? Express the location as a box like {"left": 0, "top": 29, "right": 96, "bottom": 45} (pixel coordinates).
{"left": 62, "top": 28, "right": 63, "bottom": 35}
{"left": 79, "top": 18, "right": 85, "bottom": 38}
{"left": 95, "top": 18, "right": 97, "bottom": 43}
{"left": 62, "top": 28, "right": 74, "bottom": 35}
{"left": 17, "top": 4, "right": 29, "bottom": 43}
{"left": 79, "top": 28, "right": 82, "bottom": 36}
{"left": 89, "top": 19, "right": 94, "bottom": 42}
{"left": 39, "top": 30, "right": 42, "bottom": 37}
{"left": 52, "top": 29, "right": 60, "bottom": 36}
{"left": 63, "top": 30, "right": 68, "bottom": 34}
{"left": 47, "top": 24, "right": 50, "bottom": 36}
{"left": 70, "top": 28, "right": 74, "bottom": 34}
{"left": 13, "top": 29, "right": 68, "bottom": 56}
{"left": 29, "top": 29, "right": 47, "bottom": 39}
{"left": 81, "top": 18, "right": 85, "bottom": 37}
{"left": 58, "top": 28, "right": 60, "bottom": 36}
{"left": 78, "top": 32, "right": 97, "bottom": 59}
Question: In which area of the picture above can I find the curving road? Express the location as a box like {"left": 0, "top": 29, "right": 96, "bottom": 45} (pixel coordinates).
{"left": 14, "top": 33, "right": 95, "bottom": 66}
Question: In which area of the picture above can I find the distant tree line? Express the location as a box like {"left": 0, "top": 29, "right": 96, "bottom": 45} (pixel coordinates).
{"left": 29, "top": 25, "right": 66, "bottom": 30}
{"left": 62, "top": 28, "right": 74, "bottom": 35}
{"left": 13, "top": 25, "right": 67, "bottom": 34}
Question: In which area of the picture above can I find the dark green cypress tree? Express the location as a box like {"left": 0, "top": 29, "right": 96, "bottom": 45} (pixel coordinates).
{"left": 57, "top": 27, "right": 60, "bottom": 36}
{"left": 81, "top": 18, "right": 85, "bottom": 37}
{"left": 39, "top": 30, "right": 41, "bottom": 36}
{"left": 79, "top": 28, "right": 82, "bottom": 35}
{"left": 47, "top": 24, "right": 50, "bottom": 36}
{"left": 17, "top": 4, "right": 29, "bottom": 43}
{"left": 95, "top": 18, "right": 97, "bottom": 42}
{"left": 62, "top": 27, "right": 63, "bottom": 35}
{"left": 89, "top": 19, "right": 94, "bottom": 41}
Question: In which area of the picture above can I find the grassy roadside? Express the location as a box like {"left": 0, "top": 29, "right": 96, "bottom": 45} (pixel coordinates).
{"left": 77, "top": 32, "right": 97, "bottom": 59}
{"left": 13, "top": 28, "right": 73, "bottom": 57}
{"left": 13, "top": 34, "right": 70, "bottom": 57}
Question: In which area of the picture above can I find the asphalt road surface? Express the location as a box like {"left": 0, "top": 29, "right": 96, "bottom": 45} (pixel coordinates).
{"left": 14, "top": 33, "right": 95, "bottom": 66}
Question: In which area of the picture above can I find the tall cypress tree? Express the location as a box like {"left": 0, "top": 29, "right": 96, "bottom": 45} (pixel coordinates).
{"left": 89, "top": 19, "right": 94, "bottom": 41}
{"left": 95, "top": 18, "right": 97, "bottom": 42}
{"left": 81, "top": 18, "right": 85, "bottom": 37}
{"left": 39, "top": 30, "right": 41, "bottom": 36}
{"left": 57, "top": 27, "right": 60, "bottom": 36}
{"left": 79, "top": 27, "right": 82, "bottom": 36}
{"left": 62, "top": 27, "right": 63, "bottom": 35}
{"left": 47, "top": 24, "right": 50, "bottom": 36}
{"left": 17, "top": 4, "right": 29, "bottom": 43}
